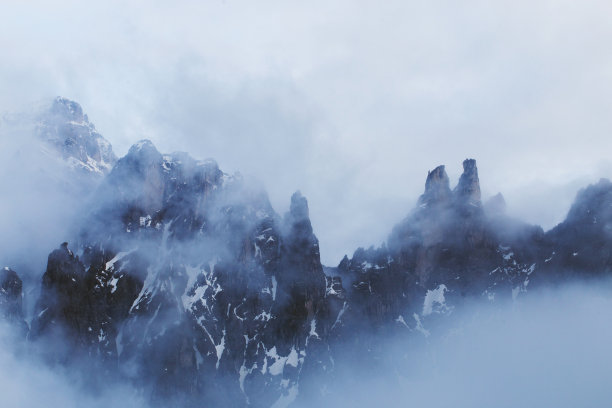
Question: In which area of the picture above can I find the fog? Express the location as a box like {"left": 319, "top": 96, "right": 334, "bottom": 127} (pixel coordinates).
{"left": 2, "top": 0, "right": 612, "bottom": 264}
{"left": 1, "top": 2, "right": 612, "bottom": 405}
{"left": 0, "top": 323, "right": 146, "bottom": 408}
{"left": 298, "top": 281, "right": 612, "bottom": 407}
{"left": 2, "top": 279, "right": 611, "bottom": 407}
{"left": 0, "top": 115, "right": 92, "bottom": 279}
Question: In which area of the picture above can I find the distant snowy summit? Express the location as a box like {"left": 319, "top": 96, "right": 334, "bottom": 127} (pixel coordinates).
{"left": 1, "top": 96, "right": 117, "bottom": 181}
{"left": 0, "top": 97, "right": 119, "bottom": 268}
{"left": 37, "top": 97, "right": 117, "bottom": 176}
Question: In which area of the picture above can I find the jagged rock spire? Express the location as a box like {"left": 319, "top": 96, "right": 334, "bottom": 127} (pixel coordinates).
{"left": 283, "top": 190, "right": 322, "bottom": 267}
{"left": 418, "top": 165, "right": 451, "bottom": 206}
{"left": 454, "top": 159, "right": 481, "bottom": 205}
{"left": 289, "top": 191, "right": 310, "bottom": 222}
{"left": 284, "top": 191, "right": 315, "bottom": 242}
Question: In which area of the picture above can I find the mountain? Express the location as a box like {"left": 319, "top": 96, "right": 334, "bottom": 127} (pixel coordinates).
{"left": 0, "top": 97, "right": 117, "bottom": 278}
{"left": 1, "top": 96, "right": 116, "bottom": 181}
{"left": 25, "top": 139, "right": 335, "bottom": 407}
{"left": 37, "top": 96, "right": 117, "bottom": 177}
{"left": 2, "top": 100, "right": 612, "bottom": 407}
{"left": 0, "top": 97, "right": 116, "bottom": 270}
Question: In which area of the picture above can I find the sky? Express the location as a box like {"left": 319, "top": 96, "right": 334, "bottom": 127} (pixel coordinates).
{"left": 2, "top": 0, "right": 612, "bottom": 265}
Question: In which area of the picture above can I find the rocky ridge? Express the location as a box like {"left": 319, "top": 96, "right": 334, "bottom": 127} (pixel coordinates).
{"left": 2, "top": 101, "right": 612, "bottom": 407}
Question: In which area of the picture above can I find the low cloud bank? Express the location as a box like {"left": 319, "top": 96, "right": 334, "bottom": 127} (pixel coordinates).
{"left": 0, "top": 280, "right": 610, "bottom": 407}
{"left": 0, "top": 324, "right": 146, "bottom": 408}
{"left": 300, "top": 280, "right": 612, "bottom": 408}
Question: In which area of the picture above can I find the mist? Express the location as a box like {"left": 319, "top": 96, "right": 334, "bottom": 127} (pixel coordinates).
{"left": 298, "top": 280, "right": 612, "bottom": 408}
{"left": 1, "top": 1, "right": 612, "bottom": 407}
{"left": 2, "top": 278, "right": 611, "bottom": 407}
{"left": 2, "top": 0, "right": 612, "bottom": 264}
{"left": 0, "top": 321, "right": 147, "bottom": 408}
{"left": 0, "top": 113, "right": 93, "bottom": 278}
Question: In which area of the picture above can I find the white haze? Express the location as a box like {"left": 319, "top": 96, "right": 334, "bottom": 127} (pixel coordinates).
{"left": 2, "top": 0, "right": 612, "bottom": 265}
{"left": 0, "top": 117, "right": 90, "bottom": 278}
{"left": 1, "top": 281, "right": 610, "bottom": 407}
{"left": 299, "top": 281, "right": 612, "bottom": 408}
{"left": 0, "top": 324, "right": 146, "bottom": 408}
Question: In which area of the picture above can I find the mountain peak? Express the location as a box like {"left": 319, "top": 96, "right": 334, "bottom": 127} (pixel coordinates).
{"left": 51, "top": 97, "right": 88, "bottom": 124}
{"left": 418, "top": 165, "right": 451, "bottom": 206}
{"left": 124, "top": 139, "right": 163, "bottom": 167}
{"left": 454, "top": 158, "right": 481, "bottom": 205}
{"left": 37, "top": 97, "right": 117, "bottom": 176}
{"left": 129, "top": 139, "right": 158, "bottom": 154}
{"left": 290, "top": 190, "right": 310, "bottom": 221}
{"left": 284, "top": 190, "right": 315, "bottom": 243}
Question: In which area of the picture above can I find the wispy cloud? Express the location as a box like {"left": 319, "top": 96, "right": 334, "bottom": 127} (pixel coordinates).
{"left": 1, "top": 0, "right": 611, "bottom": 264}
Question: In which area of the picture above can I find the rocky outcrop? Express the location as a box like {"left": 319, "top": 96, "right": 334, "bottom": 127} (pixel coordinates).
{"left": 418, "top": 165, "right": 451, "bottom": 207}
{"left": 454, "top": 158, "right": 481, "bottom": 206}
{"left": 337, "top": 159, "right": 545, "bottom": 340}
{"left": 0, "top": 267, "right": 28, "bottom": 336}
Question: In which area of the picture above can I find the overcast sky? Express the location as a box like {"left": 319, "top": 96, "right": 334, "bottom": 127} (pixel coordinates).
{"left": 2, "top": 0, "right": 612, "bottom": 265}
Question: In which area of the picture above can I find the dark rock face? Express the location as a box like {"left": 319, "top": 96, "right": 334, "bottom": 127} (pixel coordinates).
{"left": 17, "top": 133, "right": 612, "bottom": 407}
{"left": 30, "top": 242, "right": 141, "bottom": 369}
{"left": 28, "top": 141, "right": 335, "bottom": 407}
{"left": 454, "top": 158, "right": 481, "bottom": 205}
{"left": 419, "top": 165, "right": 451, "bottom": 206}
{"left": 541, "top": 179, "right": 612, "bottom": 279}
{"left": 335, "top": 159, "right": 611, "bottom": 346}
{"left": 0, "top": 267, "right": 27, "bottom": 335}
{"left": 389, "top": 159, "right": 493, "bottom": 290}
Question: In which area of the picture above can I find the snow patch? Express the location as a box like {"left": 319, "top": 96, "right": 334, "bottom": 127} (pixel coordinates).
{"left": 271, "top": 275, "right": 277, "bottom": 301}
{"left": 264, "top": 346, "right": 299, "bottom": 376}
{"left": 309, "top": 319, "right": 320, "bottom": 339}
{"left": 254, "top": 311, "right": 272, "bottom": 322}
{"left": 395, "top": 315, "right": 410, "bottom": 328}
{"left": 413, "top": 313, "right": 430, "bottom": 337}
{"left": 422, "top": 284, "right": 449, "bottom": 316}
{"left": 215, "top": 330, "right": 226, "bottom": 369}
{"left": 105, "top": 248, "right": 136, "bottom": 271}
{"left": 109, "top": 276, "right": 119, "bottom": 294}
{"left": 331, "top": 302, "right": 348, "bottom": 331}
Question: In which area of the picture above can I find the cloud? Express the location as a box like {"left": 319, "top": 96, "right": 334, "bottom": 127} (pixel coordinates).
{"left": 298, "top": 280, "right": 612, "bottom": 407}
{"left": 1, "top": 0, "right": 612, "bottom": 264}
{"left": 0, "top": 323, "right": 146, "bottom": 408}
